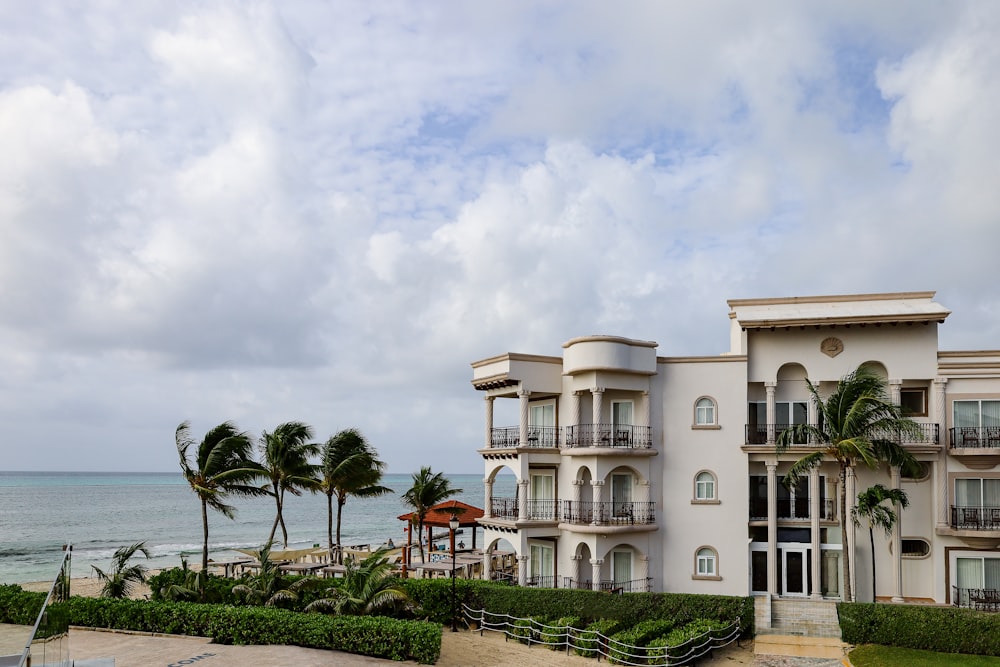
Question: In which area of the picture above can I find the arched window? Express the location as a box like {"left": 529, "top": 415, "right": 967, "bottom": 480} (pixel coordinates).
{"left": 695, "top": 547, "right": 718, "bottom": 577}
{"left": 694, "top": 397, "right": 717, "bottom": 426}
{"left": 694, "top": 471, "right": 717, "bottom": 501}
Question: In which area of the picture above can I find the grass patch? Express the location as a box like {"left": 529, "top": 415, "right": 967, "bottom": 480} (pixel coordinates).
{"left": 850, "top": 644, "right": 1000, "bottom": 666}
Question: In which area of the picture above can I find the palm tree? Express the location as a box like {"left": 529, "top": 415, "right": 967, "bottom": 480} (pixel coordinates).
{"left": 777, "top": 364, "right": 922, "bottom": 603}
{"left": 401, "top": 466, "right": 462, "bottom": 563}
{"left": 91, "top": 541, "right": 151, "bottom": 599}
{"left": 305, "top": 548, "right": 411, "bottom": 616}
{"left": 259, "top": 421, "right": 321, "bottom": 548}
{"left": 231, "top": 542, "right": 312, "bottom": 607}
{"left": 853, "top": 484, "right": 909, "bottom": 603}
{"left": 321, "top": 429, "right": 393, "bottom": 563}
{"left": 176, "top": 420, "right": 268, "bottom": 573}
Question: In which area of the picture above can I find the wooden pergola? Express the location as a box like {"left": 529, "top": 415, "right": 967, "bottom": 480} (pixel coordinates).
{"left": 397, "top": 500, "right": 484, "bottom": 574}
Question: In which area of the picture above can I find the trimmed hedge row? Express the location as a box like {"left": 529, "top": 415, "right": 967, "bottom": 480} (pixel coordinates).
{"left": 838, "top": 602, "right": 1000, "bottom": 657}
{"left": 427, "top": 580, "right": 752, "bottom": 634}
{"left": 0, "top": 584, "right": 45, "bottom": 625}
{"left": 65, "top": 597, "right": 441, "bottom": 664}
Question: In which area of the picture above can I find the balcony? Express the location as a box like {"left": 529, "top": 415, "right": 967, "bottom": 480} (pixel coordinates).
{"left": 953, "top": 586, "right": 1000, "bottom": 611}
{"left": 564, "top": 424, "right": 652, "bottom": 449}
{"left": 488, "top": 425, "right": 560, "bottom": 449}
{"left": 949, "top": 427, "right": 1000, "bottom": 468}
{"left": 562, "top": 500, "right": 656, "bottom": 526}
{"left": 749, "top": 497, "right": 836, "bottom": 521}
{"left": 488, "top": 497, "right": 559, "bottom": 522}
{"left": 951, "top": 506, "right": 1000, "bottom": 531}
{"left": 746, "top": 423, "right": 940, "bottom": 446}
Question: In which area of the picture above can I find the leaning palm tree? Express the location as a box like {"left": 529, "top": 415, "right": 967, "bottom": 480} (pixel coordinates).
{"left": 91, "top": 541, "right": 151, "bottom": 599}
{"left": 853, "top": 484, "right": 909, "bottom": 603}
{"left": 401, "top": 466, "right": 462, "bottom": 563}
{"left": 777, "top": 364, "right": 921, "bottom": 603}
{"left": 305, "top": 548, "right": 411, "bottom": 616}
{"left": 321, "top": 429, "right": 393, "bottom": 563}
{"left": 176, "top": 420, "right": 268, "bottom": 573}
{"left": 259, "top": 421, "right": 321, "bottom": 548}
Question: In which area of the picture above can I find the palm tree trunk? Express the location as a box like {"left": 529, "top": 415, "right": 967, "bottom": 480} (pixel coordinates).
{"left": 201, "top": 498, "right": 210, "bottom": 574}
{"left": 417, "top": 517, "right": 426, "bottom": 562}
{"left": 267, "top": 498, "right": 281, "bottom": 546}
{"left": 278, "top": 490, "right": 289, "bottom": 547}
{"left": 870, "top": 526, "right": 877, "bottom": 603}
{"left": 840, "top": 465, "right": 853, "bottom": 603}
{"left": 327, "top": 492, "right": 334, "bottom": 552}
{"left": 336, "top": 495, "right": 345, "bottom": 565}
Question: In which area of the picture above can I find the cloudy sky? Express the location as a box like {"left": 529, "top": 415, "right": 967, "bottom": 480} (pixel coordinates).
{"left": 1, "top": 1, "right": 998, "bottom": 474}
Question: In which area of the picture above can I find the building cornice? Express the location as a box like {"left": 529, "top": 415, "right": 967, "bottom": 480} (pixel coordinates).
{"left": 561, "top": 335, "right": 657, "bottom": 349}
{"left": 658, "top": 355, "right": 747, "bottom": 364}
{"left": 727, "top": 291, "right": 937, "bottom": 308}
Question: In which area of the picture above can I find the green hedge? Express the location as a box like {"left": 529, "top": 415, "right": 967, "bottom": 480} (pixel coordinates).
{"left": 574, "top": 618, "right": 625, "bottom": 658}
{"left": 608, "top": 618, "right": 677, "bottom": 665}
{"left": 64, "top": 597, "right": 440, "bottom": 664}
{"left": 838, "top": 602, "right": 1000, "bottom": 657}
{"left": 0, "top": 585, "right": 46, "bottom": 625}
{"left": 540, "top": 615, "right": 581, "bottom": 651}
{"left": 648, "top": 618, "right": 729, "bottom": 663}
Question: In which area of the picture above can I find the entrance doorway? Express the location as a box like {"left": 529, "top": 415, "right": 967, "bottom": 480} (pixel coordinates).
{"left": 782, "top": 548, "right": 808, "bottom": 596}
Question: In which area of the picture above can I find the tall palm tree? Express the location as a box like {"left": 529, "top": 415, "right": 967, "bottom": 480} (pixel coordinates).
{"left": 777, "top": 364, "right": 921, "bottom": 603}
{"left": 259, "top": 421, "right": 321, "bottom": 548}
{"left": 176, "top": 420, "right": 267, "bottom": 573}
{"left": 305, "top": 548, "right": 411, "bottom": 616}
{"left": 853, "top": 484, "right": 910, "bottom": 603}
{"left": 321, "top": 429, "right": 393, "bottom": 563}
{"left": 91, "top": 541, "right": 151, "bottom": 599}
{"left": 401, "top": 466, "right": 462, "bottom": 563}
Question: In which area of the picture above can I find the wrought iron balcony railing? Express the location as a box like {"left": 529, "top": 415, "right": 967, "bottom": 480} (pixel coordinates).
{"left": 490, "top": 496, "right": 519, "bottom": 521}
{"left": 749, "top": 497, "right": 836, "bottom": 521}
{"left": 488, "top": 425, "right": 560, "bottom": 448}
{"left": 950, "top": 426, "right": 1000, "bottom": 449}
{"left": 951, "top": 505, "right": 1000, "bottom": 531}
{"left": 953, "top": 586, "right": 1000, "bottom": 611}
{"left": 488, "top": 497, "right": 559, "bottom": 521}
{"left": 562, "top": 500, "right": 656, "bottom": 526}
{"left": 525, "top": 499, "right": 560, "bottom": 521}
{"left": 747, "top": 423, "right": 940, "bottom": 445}
{"left": 562, "top": 577, "right": 652, "bottom": 593}
{"left": 524, "top": 575, "right": 558, "bottom": 589}
{"left": 564, "top": 424, "right": 652, "bottom": 449}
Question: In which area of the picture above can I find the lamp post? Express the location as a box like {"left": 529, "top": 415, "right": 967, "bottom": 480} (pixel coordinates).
{"left": 449, "top": 514, "right": 460, "bottom": 632}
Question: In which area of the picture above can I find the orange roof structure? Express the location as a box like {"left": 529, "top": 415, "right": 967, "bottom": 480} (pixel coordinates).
{"left": 396, "top": 499, "right": 484, "bottom": 527}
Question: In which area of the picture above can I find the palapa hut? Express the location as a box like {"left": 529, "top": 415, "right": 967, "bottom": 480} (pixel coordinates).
{"left": 397, "top": 499, "right": 483, "bottom": 573}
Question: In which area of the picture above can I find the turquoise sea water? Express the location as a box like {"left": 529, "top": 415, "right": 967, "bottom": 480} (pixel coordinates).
{"left": 0, "top": 471, "right": 512, "bottom": 585}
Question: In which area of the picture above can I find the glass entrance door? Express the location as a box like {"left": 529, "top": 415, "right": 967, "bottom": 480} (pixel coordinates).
{"left": 782, "top": 548, "right": 808, "bottom": 596}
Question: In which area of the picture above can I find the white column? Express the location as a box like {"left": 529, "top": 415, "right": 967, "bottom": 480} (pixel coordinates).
{"left": 641, "top": 390, "right": 651, "bottom": 446}
{"left": 810, "top": 466, "right": 822, "bottom": 599}
{"left": 638, "top": 554, "right": 650, "bottom": 591}
{"left": 517, "top": 479, "right": 529, "bottom": 521}
{"left": 846, "top": 466, "right": 857, "bottom": 602}
{"left": 590, "top": 558, "right": 604, "bottom": 591}
{"left": 934, "top": 378, "right": 949, "bottom": 527}
{"left": 483, "top": 478, "right": 493, "bottom": 520}
{"left": 889, "top": 379, "right": 902, "bottom": 406}
{"left": 518, "top": 554, "right": 529, "bottom": 586}
{"left": 483, "top": 550, "right": 492, "bottom": 581}
{"left": 765, "top": 382, "right": 777, "bottom": 444}
{"left": 569, "top": 391, "right": 582, "bottom": 446}
{"left": 766, "top": 461, "right": 778, "bottom": 598}
{"left": 570, "top": 555, "right": 581, "bottom": 588}
{"left": 591, "top": 480, "right": 604, "bottom": 524}
{"left": 519, "top": 389, "right": 531, "bottom": 446}
{"left": 485, "top": 396, "right": 495, "bottom": 449}
{"left": 890, "top": 465, "right": 904, "bottom": 603}
{"left": 592, "top": 387, "right": 605, "bottom": 446}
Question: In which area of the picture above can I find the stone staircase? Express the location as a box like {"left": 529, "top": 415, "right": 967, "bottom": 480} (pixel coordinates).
{"left": 754, "top": 597, "right": 849, "bottom": 660}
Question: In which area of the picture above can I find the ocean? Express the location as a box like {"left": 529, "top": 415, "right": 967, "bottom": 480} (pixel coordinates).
{"left": 0, "top": 471, "right": 514, "bottom": 585}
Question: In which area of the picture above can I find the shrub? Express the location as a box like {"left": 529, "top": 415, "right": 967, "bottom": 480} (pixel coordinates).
{"left": 647, "top": 618, "right": 728, "bottom": 664}
{"left": 0, "top": 585, "right": 46, "bottom": 625}
{"left": 607, "top": 618, "right": 678, "bottom": 665}
{"left": 838, "top": 602, "right": 1000, "bottom": 657}
{"left": 509, "top": 616, "right": 539, "bottom": 645}
{"left": 540, "top": 615, "right": 581, "bottom": 651}
{"left": 574, "top": 618, "right": 625, "bottom": 658}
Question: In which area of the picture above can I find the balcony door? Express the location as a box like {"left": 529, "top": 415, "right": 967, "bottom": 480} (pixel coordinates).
{"left": 529, "top": 404, "right": 555, "bottom": 446}
{"left": 612, "top": 401, "right": 633, "bottom": 446}
{"left": 529, "top": 543, "right": 554, "bottom": 584}
{"left": 782, "top": 548, "right": 808, "bottom": 597}
{"left": 612, "top": 473, "right": 632, "bottom": 519}
{"left": 530, "top": 472, "right": 555, "bottom": 520}
{"left": 612, "top": 550, "right": 632, "bottom": 586}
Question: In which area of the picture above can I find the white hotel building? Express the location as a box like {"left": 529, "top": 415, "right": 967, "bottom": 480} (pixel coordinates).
{"left": 470, "top": 291, "right": 1000, "bottom": 618}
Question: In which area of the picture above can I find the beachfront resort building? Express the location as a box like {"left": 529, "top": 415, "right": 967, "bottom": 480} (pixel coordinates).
{"left": 470, "top": 291, "right": 1000, "bottom": 619}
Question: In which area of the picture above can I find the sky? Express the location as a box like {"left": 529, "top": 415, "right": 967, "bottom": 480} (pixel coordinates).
{"left": 1, "top": 1, "right": 999, "bottom": 474}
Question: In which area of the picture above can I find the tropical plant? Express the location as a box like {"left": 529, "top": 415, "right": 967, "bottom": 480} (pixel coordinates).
{"left": 231, "top": 542, "right": 313, "bottom": 607}
{"left": 259, "top": 421, "right": 320, "bottom": 548}
{"left": 401, "top": 466, "right": 462, "bottom": 563}
{"left": 91, "top": 541, "right": 151, "bottom": 599}
{"left": 305, "top": 548, "right": 411, "bottom": 616}
{"left": 320, "top": 429, "right": 393, "bottom": 562}
{"left": 853, "top": 483, "right": 910, "bottom": 603}
{"left": 777, "top": 364, "right": 922, "bottom": 603}
{"left": 157, "top": 556, "right": 205, "bottom": 602}
{"left": 176, "top": 420, "right": 268, "bottom": 573}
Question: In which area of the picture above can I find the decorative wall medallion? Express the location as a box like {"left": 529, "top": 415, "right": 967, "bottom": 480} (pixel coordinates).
{"left": 821, "top": 337, "right": 844, "bottom": 357}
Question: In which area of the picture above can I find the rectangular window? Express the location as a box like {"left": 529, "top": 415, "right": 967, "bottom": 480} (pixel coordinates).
{"left": 529, "top": 404, "right": 555, "bottom": 427}
{"left": 956, "top": 478, "right": 1000, "bottom": 508}
{"left": 529, "top": 543, "right": 554, "bottom": 581}
{"left": 955, "top": 400, "right": 1000, "bottom": 428}
{"left": 697, "top": 549, "right": 716, "bottom": 575}
{"left": 900, "top": 389, "right": 927, "bottom": 416}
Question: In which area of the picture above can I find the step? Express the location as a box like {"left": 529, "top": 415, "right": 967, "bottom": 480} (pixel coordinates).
{"left": 755, "top": 634, "right": 850, "bottom": 659}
